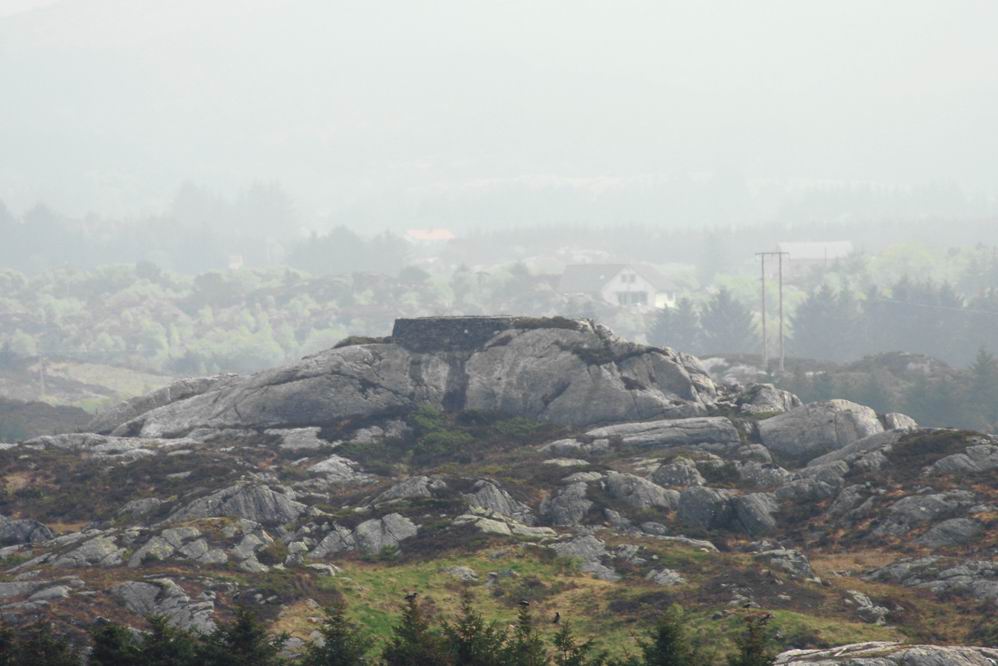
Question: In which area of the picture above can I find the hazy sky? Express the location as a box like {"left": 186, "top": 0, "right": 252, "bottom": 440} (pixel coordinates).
{"left": 1, "top": 0, "right": 996, "bottom": 227}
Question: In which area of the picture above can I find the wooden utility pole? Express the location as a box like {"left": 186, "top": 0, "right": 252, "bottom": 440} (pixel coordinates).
{"left": 759, "top": 253, "right": 767, "bottom": 369}
{"left": 756, "top": 251, "right": 789, "bottom": 374}
{"left": 778, "top": 252, "right": 785, "bottom": 373}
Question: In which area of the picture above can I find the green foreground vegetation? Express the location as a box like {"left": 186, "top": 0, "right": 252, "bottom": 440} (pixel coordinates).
{"left": 0, "top": 594, "right": 778, "bottom": 666}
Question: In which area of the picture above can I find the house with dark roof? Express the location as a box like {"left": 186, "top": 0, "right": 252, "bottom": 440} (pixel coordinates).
{"left": 558, "top": 263, "right": 677, "bottom": 309}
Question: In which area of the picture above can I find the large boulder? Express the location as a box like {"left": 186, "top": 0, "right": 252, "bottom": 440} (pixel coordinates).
{"left": 463, "top": 480, "right": 535, "bottom": 525}
{"left": 603, "top": 472, "right": 678, "bottom": 511}
{"left": 677, "top": 487, "right": 733, "bottom": 530}
{"left": 733, "top": 383, "right": 802, "bottom": 415}
{"left": 651, "top": 457, "right": 705, "bottom": 487}
{"left": 731, "top": 493, "right": 779, "bottom": 536}
{"left": 97, "top": 317, "right": 716, "bottom": 438}
{"left": 112, "top": 578, "right": 216, "bottom": 634}
{"left": 0, "top": 516, "right": 53, "bottom": 546}
{"left": 540, "top": 482, "right": 594, "bottom": 527}
{"left": 775, "top": 642, "right": 998, "bottom": 665}
{"left": 309, "top": 513, "right": 418, "bottom": 558}
{"left": 168, "top": 483, "right": 306, "bottom": 526}
{"left": 759, "top": 400, "right": 884, "bottom": 462}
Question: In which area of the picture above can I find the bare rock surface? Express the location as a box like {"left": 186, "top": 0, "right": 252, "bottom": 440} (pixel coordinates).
{"left": 99, "top": 317, "right": 717, "bottom": 437}
{"left": 775, "top": 642, "right": 998, "bottom": 665}
{"left": 759, "top": 400, "right": 884, "bottom": 462}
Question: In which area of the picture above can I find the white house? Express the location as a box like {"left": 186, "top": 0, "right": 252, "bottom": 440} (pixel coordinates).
{"left": 558, "top": 264, "right": 677, "bottom": 309}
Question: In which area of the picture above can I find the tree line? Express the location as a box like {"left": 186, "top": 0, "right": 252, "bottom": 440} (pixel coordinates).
{"left": 648, "top": 277, "right": 998, "bottom": 368}
{"left": 0, "top": 595, "right": 775, "bottom": 666}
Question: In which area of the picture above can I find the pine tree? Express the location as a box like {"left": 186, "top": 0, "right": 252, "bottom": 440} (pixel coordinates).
{"left": 443, "top": 591, "right": 507, "bottom": 666}
{"left": 968, "top": 347, "right": 998, "bottom": 427}
{"left": 301, "top": 600, "right": 369, "bottom": 666}
{"left": 700, "top": 288, "right": 756, "bottom": 355}
{"left": 640, "top": 605, "right": 698, "bottom": 666}
{"left": 137, "top": 616, "right": 200, "bottom": 666}
{"left": 727, "top": 615, "right": 775, "bottom": 666}
{"left": 501, "top": 605, "right": 548, "bottom": 666}
{"left": 648, "top": 298, "right": 701, "bottom": 354}
{"left": 197, "top": 607, "right": 287, "bottom": 666}
{"left": 90, "top": 622, "right": 142, "bottom": 666}
{"left": 551, "top": 622, "right": 605, "bottom": 666}
{"left": 382, "top": 596, "right": 450, "bottom": 666}
{"left": 0, "top": 620, "right": 15, "bottom": 666}
{"left": 11, "top": 622, "right": 79, "bottom": 666}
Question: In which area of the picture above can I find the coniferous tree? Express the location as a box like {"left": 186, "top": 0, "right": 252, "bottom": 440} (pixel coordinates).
{"left": 382, "top": 596, "right": 450, "bottom": 666}
{"left": 551, "top": 622, "right": 606, "bottom": 666}
{"left": 197, "top": 607, "right": 287, "bottom": 666}
{"left": 90, "top": 622, "right": 143, "bottom": 666}
{"left": 0, "top": 621, "right": 15, "bottom": 666}
{"left": 443, "top": 591, "right": 507, "bottom": 666}
{"left": 501, "top": 605, "right": 548, "bottom": 666}
{"left": 11, "top": 622, "right": 79, "bottom": 666}
{"left": 727, "top": 615, "right": 775, "bottom": 666}
{"left": 138, "top": 616, "right": 200, "bottom": 666}
{"left": 700, "top": 288, "right": 756, "bottom": 355}
{"left": 301, "top": 600, "right": 369, "bottom": 666}
{"left": 640, "top": 605, "right": 699, "bottom": 666}
{"left": 968, "top": 347, "right": 998, "bottom": 428}
{"left": 648, "top": 298, "right": 701, "bottom": 354}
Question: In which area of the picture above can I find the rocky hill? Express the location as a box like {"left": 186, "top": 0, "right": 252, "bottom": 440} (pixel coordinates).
{"left": 0, "top": 317, "right": 995, "bottom": 663}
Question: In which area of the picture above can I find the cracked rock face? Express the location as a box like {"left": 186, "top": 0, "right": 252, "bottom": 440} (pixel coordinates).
{"left": 98, "top": 317, "right": 716, "bottom": 437}
{"left": 112, "top": 578, "right": 216, "bottom": 634}
{"left": 775, "top": 642, "right": 998, "bottom": 665}
{"left": 168, "top": 483, "right": 306, "bottom": 526}
{"left": 309, "top": 513, "right": 418, "bottom": 558}
{"left": 759, "top": 400, "right": 884, "bottom": 463}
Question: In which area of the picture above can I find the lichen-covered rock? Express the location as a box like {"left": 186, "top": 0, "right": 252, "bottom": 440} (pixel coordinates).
{"left": 677, "top": 487, "right": 733, "bottom": 530}
{"left": 548, "top": 535, "right": 619, "bottom": 581}
{"left": 645, "top": 568, "right": 686, "bottom": 586}
{"left": 882, "top": 412, "right": 918, "bottom": 430}
{"left": 373, "top": 476, "right": 442, "bottom": 504}
{"left": 112, "top": 578, "right": 216, "bottom": 633}
{"left": 309, "top": 513, "right": 418, "bottom": 558}
{"left": 651, "top": 457, "right": 705, "bottom": 487}
{"left": 753, "top": 548, "right": 818, "bottom": 581}
{"left": 0, "top": 515, "right": 53, "bottom": 546}
{"left": 916, "top": 518, "right": 984, "bottom": 549}
{"left": 928, "top": 444, "right": 998, "bottom": 475}
{"left": 759, "top": 400, "right": 884, "bottom": 462}
{"left": 873, "top": 490, "right": 976, "bottom": 537}
{"left": 603, "top": 471, "right": 678, "bottom": 511}
{"left": 866, "top": 557, "right": 998, "bottom": 604}
{"left": 307, "top": 455, "right": 367, "bottom": 483}
{"left": 731, "top": 493, "right": 779, "bottom": 536}
{"left": 463, "top": 480, "right": 534, "bottom": 525}
{"left": 584, "top": 417, "right": 739, "bottom": 452}
{"left": 539, "top": 482, "right": 593, "bottom": 527}
{"left": 734, "top": 383, "right": 802, "bottom": 415}
{"left": 51, "top": 536, "right": 125, "bottom": 568}
{"left": 169, "top": 483, "right": 306, "bottom": 525}
{"left": 844, "top": 590, "right": 889, "bottom": 625}
{"left": 89, "top": 374, "right": 240, "bottom": 435}
{"left": 775, "top": 642, "right": 998, "bottom": 665}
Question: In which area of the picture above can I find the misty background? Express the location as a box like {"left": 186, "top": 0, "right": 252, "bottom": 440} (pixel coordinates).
{"left": 2, "top": 0, "right": 997, "bottom": 225}
{"left": 2, "top": 0, "right": 998, "bottom": 437}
